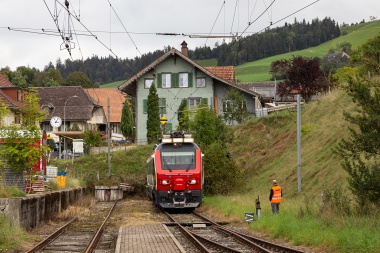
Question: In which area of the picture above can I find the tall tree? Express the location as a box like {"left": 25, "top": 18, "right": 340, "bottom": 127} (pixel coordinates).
{"left": 336, "top": 77, "right": 380, "bottom": 206}
{"left": 146, "top": 83, "right": 160, "bottom": 144}
{"left": 177, "top": 99, "right": 188, "bottom": 131}
{"left": 120, "top": 97, "right": 134, "bottom": 140}
{"left": 64, "top": 71, "right": 93, "bottom": 88}
{"left": 273, "top": 56, "right": 330, "bottom": 102}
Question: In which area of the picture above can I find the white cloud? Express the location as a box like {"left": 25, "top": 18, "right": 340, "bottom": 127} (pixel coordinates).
{"left": 0, "top": 0, "right": 377, "bottom": 71}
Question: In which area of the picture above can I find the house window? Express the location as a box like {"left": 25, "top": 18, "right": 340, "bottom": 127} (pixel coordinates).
{"left": 162, "top": 73, "right": 171, "bottom": 88}
{"left": 196, "top": 77, "right": 206, "bottom": 88}
{"left": 223, "top": 100, "right": 247, "bottom": 112}
{"left": 188, "top": 98, "right": 202, "bottom": 109}
{"left": 223, "top": 100, "right": 232, "bottom": 112}
{"left": 159, "top": 98, "right": 166, "bottom": 114}
{"left": 145, "top": 78, "right": 154, "bottom": 89}
{"left": 179, "top": 73, "right": 188, "bottom": 87}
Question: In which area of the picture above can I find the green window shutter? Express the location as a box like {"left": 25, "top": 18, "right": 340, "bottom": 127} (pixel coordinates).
{"left": 166, "top": 123, "right": 172, "bottom": 132}
{"left": 201, "top": 97, "right": 208, "bottom": 106}
{"left": 188, "top": 72, "right": 193, "bottom": 87}
{"left": 172, "top": 73, "right": 179, "bottom": 88}
{"left": 157, "top": 73, "right": 162, "bottom": 88}
{"left": 143, "top": 99, "right": 148, "bottom": 114}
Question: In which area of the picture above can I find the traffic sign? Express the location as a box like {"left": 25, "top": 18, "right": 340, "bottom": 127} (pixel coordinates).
{"left": 160, "top": 115, "right": 167, "bottom": 125}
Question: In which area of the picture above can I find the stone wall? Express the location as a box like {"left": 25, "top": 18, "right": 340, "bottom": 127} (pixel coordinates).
{"left": 0, "top": 187, "right": 85, "bottom": 230}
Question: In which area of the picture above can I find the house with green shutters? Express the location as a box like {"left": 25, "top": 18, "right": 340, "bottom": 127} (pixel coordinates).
{"left": 118, "top": 41, "right": 261, "bottom": 144}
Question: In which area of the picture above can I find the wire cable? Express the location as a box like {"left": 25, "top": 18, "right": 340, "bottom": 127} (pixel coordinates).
{"left": 107, "top": 0, "right": 142, "bottom": 56}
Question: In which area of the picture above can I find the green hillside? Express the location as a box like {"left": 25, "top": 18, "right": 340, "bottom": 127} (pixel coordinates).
{"left": 100, "top": 80, "right": 124, "bottom": 88}
{"left": 235, "top": 20, "right": 380, "bottom": 82}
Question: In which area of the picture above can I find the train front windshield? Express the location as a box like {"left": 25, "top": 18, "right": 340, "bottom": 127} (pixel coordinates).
{"left": 161, "top": 151, "right": 195, "bottom": 170}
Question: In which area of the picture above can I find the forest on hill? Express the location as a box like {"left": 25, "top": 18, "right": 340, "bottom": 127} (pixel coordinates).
{"left": 53, "top": 17, "right": 340, "bottom": 84}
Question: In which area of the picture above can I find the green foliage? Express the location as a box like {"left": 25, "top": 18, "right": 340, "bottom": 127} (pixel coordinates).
{"left": 82, "top": 130, "right": 102, "bottom": 154}
{"left": 275, "top": 56, "right": 330, "bottom": 102}
{"left": 0, "top": 90, "right": 49, "bottom": 174}
{"left": 177, "top": 99, "right": 188, "bottom": 131}
{"left": 20, "top": 88, "right": 47, "bottom": 128}
{"left": 120, "top": 97, "right": 134, "bottom": 138}
{"left": 64, "top": 71, "right": 93, "bottom": 88}
{"left": 336, "top": 77, "right": 380, "bottom": 205}
{"left": 351, "top": 33, "right": 380, "bottom": 75}
{"left": 146, "top": 83, "right": 160, "bottom": 144}
{"left": 0, "top": 215, "right": 30, "bottom": 250}
{"left": 0, "top": 186, "right": 26, "bottom": 198}
{"left": 222, "top": 87, "right": 250, "bottom": 124}
{"left": 203, "top": 141, "right": 240, "bottom": 195}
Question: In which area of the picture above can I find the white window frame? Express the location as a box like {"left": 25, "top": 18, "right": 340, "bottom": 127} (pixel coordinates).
{"left": 188, "top": 97, "right": 201, "bottom": 109}
{"left": 179, "top": 73, "right": 188, "bottom": 87}
{"left": 196, "top": 77, "right": 206, "bottom": 88}
{"left": 162, "top": 73, "right": 171, "bottom": 88}
{"left": 144, "top": 78, "right": 154, "bottom": 89}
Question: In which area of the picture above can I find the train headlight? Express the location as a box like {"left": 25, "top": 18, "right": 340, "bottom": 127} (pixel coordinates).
{"left": 188, "top": 179, "right": 197, "bottom": 184}
{"left": 161, "top": 179, "right": 171, "bottom": 185}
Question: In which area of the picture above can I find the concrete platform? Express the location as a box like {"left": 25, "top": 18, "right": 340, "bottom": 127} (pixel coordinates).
{"left": 115, "top": 224, "right": 185, "bottom": 253}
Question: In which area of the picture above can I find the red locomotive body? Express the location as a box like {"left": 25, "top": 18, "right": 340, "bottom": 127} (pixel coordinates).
{"left": 146, "top": 132, "right": 204, "bottom": 209}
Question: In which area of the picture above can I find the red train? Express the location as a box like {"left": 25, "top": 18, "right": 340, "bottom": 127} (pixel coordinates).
{"left": 146, "top": 131, "right": 204, "bottom": 209}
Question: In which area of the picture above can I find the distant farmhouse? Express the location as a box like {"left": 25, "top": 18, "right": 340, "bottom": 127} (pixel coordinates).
{"left": 0, "top": 72, "right": 25, "bottom": 126}
{"left": 118, "top": 41, "right": 262, "bottom": 144}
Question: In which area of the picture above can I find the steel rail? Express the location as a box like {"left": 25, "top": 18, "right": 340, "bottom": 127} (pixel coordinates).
{"left": 25, "top": 217, "right": 77, "bottom": 253}
{"left": 164, "top": 212, "right": 212, "bottom": 253}
{"left": 84, "top": 200, "right": 118, "bottom": 253}
{"left": 194, "top": 211, "right": 305, "bottom": 253}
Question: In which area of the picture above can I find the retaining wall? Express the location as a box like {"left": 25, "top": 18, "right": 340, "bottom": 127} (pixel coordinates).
{"left": 0, "top": 187, "right": 85, "bottom": 230}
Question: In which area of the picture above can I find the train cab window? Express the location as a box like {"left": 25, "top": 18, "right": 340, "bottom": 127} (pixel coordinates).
{"left": 161, "top": 151, "right": 195, "bottom": 170}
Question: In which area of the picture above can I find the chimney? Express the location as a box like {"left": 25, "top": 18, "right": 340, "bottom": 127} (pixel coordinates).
{"left": 181, "top": 41, "right": 188, "bottom": 57}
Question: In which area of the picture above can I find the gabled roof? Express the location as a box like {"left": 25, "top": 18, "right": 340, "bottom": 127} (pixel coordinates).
{"left": 118, "top": 48, "right": 260, "bottom": 97}
{"left": 85, "top": 88, "right": 126, "bottom": 123}
{"left": 0, "top": 90, "right": 23, "bottom": 109}
{"left": 0, "top": 73, "right": 15, "bottom": 88}
{"left": 204, "top": 66, "right": 235, "bottom": 81}
{"left": 37, "top": 86, "right": 102, "bottom": 121}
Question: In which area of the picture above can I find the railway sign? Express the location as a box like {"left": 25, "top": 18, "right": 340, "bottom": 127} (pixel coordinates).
{"left": 245, "top": 212, "right": 254, "bottom": 223}
{"left": 160, "top": 115, "right": 167, "bottom": 125}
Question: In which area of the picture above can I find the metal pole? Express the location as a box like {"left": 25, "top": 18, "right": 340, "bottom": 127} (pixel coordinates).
{"left": 297, "top": 94, "right": 301, "bottom": 193}
{"left": 63, "top": 95, "right": 78, "bottom": 159}
{"left": 107, "top": 97, "right": 111, "bottom": 177}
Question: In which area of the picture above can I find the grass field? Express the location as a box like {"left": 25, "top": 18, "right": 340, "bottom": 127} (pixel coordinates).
{"left": 100, "top": 80, "right": 124, "bottom": 88}
{"left": 235, "top": 20, "right": 380, "bottom": 82}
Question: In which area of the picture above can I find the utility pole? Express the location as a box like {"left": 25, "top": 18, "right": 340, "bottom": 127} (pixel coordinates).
{"left": 297, "top": 94, "right": 302, "bottom": 193}
{"left": 107, "top": 97, "right": 111, "bottom": 177}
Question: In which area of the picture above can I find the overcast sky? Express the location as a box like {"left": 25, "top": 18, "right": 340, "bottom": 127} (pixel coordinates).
{"left": 0, "top": 0, "right": 377, "bottom": 71}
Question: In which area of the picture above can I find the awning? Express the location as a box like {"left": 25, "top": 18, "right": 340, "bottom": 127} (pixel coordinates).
{"left": 52, "top": 131, "right": 84, "bottom": 140}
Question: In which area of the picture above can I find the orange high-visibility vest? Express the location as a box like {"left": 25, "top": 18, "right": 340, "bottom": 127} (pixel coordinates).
{"left": 270, "top": 185, "right": 282, "bottom": 203}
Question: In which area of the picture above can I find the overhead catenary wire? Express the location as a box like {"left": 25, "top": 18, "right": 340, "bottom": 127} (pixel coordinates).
{"left": 107, "top": 0, "right": 142, "bottom": 56}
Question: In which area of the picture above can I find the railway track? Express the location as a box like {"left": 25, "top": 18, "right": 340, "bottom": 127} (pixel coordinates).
{"left": 165, "top": 211, "right": 305, "bottom": 253}
{"left": 26, "top": 201, "right": 117, "bottom": 253}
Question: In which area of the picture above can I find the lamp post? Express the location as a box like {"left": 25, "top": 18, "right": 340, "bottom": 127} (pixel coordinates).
{"left": 63, "top": 95, "right": 78, "bottom": 159}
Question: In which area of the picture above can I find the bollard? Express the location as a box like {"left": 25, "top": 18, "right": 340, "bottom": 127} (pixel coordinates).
{"left": 256, "top": 195, "right": 261, "bottom": 220}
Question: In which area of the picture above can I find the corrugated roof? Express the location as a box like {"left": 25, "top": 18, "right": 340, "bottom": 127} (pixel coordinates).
{"left": 85, "top": 88, "right": 126, "bottom": 123}
{"left": 0, "top": 73, "right": 15, "bottom": 88}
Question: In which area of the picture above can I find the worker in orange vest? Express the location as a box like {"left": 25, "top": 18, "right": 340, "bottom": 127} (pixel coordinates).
{"left": 269, "top": 179, "right": 282, "bottom": 214}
